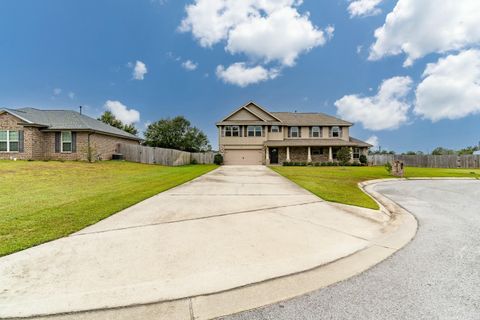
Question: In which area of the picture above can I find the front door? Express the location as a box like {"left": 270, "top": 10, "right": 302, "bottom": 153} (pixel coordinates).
{"left": 269, "top": 148, "right": 278, "bottom": 164}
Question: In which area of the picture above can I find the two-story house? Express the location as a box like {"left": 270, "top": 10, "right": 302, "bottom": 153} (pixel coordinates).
{"left": 217, "top": 102, "right": 372, "bottom": 165}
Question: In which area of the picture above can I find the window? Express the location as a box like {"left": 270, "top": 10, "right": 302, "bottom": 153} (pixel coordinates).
{"left": 0, "top": 130, "right": 19, "bottom": 152}
{"left": 331, "top": 126, "right": 340, "bottom": 137}
{"left": 353, "top": 148, "right": 360, "bottom": 159}
{"left": 61, "top": 131, "right": 72, "bottom": 152}
{"left": 311, "top": 126, "right": 321, "bottom": 138}
{"left": 290, "top": 127, "right": 299, "bottom": 138}
{"left": 271, "top": 125, "right": 280, "bottom": 133}
{"left": 9, "top": 131, "right": 19, "bottom": 152}
{"left": 224, "top": 126, "right": 240, "bottom": 137}
{"left": 312, "top": 147, "right": 323, "bottom": 155}
{"left": 247, "top": 126, "right": 262, "bottom": 137}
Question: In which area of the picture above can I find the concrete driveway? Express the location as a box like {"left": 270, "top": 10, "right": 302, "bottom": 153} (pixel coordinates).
{"left": 225, "top": 179, "right": 480, "bottom": 320}
{"left": 0, "top": 166, "right": 398, "bottom": 318}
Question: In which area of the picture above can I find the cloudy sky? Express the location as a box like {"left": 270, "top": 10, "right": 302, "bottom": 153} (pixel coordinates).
{"left": 1, "top": 0, "right": 479, "bottom": 152}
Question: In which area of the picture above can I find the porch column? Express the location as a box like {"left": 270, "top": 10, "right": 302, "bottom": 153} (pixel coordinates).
{"left": 350, "top": 147, "right": 354, "bottom": 162}
{"left": 266, "top": 146, "right": 270, "bottom": 161}
{"left": 307, "top": 146, "right": 312, "bottom": 163}
{"left": 286, "top": 147, "right": 291, "bottom": 162}
{"left": 328, "top": 146, "right": 333, "bottom": 161}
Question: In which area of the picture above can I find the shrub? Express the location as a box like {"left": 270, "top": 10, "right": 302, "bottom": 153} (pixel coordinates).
{"left": 214, "top": 154, "right": 223, "bottom": 165}
{"left": 385, "top": 162, "right": 392, "bottom": 174}
{"left": 336, "top": 147, "right": 352, "bottom": 165}
{"left": 359, "top": 154, "right": 367, "bottom": 165}
{"left": 190, "top": 158, "right": 198, "bottom": 165}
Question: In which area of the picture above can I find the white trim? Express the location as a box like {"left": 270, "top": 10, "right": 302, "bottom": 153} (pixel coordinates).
{"left": 0, "top": 130, "right": 19, "bottom": 153}
{"left": 0, "top": 109, "right": 33, "bottom": 124}
{"left": 220, "top": 101, "right": 283, "bottom": 123}
{"left": 61, "top": 131, "right": 72, "bottom": 153}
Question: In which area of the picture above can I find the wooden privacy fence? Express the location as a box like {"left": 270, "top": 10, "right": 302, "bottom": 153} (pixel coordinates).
{"left": 368, "top": 154, "right": 480, "bottom": 168}
{"left": 117, "top": 143, "right": 216, "bottom": 166}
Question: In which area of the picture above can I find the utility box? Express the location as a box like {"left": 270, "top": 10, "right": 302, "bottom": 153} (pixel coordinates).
{"left": 392, "top": 160, "right": 404, "bottom": 177}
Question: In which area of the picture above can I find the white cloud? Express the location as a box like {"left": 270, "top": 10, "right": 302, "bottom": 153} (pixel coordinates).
{"left": 182, "top": 60, "right": 198, "bottom": 71}
{"left": 366, "top": 135, "right": 379, "bottom": 148}
{"left": 335, "top": 76, "right": 413, "bottom": 130}
{"left": 216, "top": 63, "right": 278, "bottom": 87}
{"left": 53, "top": 88, "right": 62, "bottom": 96}
{"left": 348, "top": 0, "right": 383, "bottom": 18}
{"left": 132, "top": 60, "right": 148, "bottom": 80}
{"left": 369, "top": 0, "right": 480, "bottom": 66}
{"left": 180, "top": 0, "right": 331, "bottom": 86}
{"left": 104, "top": 100, "right": 140, "bottom": 125}
{"left": 415, "top": 50, "right": 480, "bottom": 122}
{"left": 68, "top": 92, "right": 75, "bottom": 100}
{"left": 225, "top": 6, "right": 327, "bottom": 66}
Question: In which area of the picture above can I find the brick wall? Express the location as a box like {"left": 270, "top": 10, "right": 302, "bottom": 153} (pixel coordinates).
{"left": 44, "top": 132, "right": 139, "bottom": 161}
{"left": 1, "top": 112, "right": 139, "bottom": 161}
{"left": 0, "top": 113, "right": 45, "bottom": 160}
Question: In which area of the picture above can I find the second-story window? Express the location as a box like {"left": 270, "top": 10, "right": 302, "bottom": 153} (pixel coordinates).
{"left": 290, "top": 126, "right": 299, "bottom": 138}
{"left": 331, "top": 126, "right": 341, "bottom": 138}
{"left": 311, "top": 126, "right": 321, "bottom": 138}
{"left": 247, "top": 126, "right": 262, "bottom": 137}
{"left": 224, "top": 126, "right": 240, "bottom": 137}
{"left": 271, "top": 125, "right": 280, "bottom": 133}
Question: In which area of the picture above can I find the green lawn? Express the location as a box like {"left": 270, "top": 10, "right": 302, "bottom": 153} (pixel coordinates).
{"left": 0, "top": 161, "right": 217, "bottom": 257}
{"left": 271, "top": 166, "right": 480, "bottom": 210}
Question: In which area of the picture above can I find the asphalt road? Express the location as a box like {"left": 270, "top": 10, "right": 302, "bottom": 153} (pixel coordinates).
{"left": 223, "top": 180, "right": 480, "bottom": 320}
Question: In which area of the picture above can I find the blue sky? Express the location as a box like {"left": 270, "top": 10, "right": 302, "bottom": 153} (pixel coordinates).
{"left": 1, "top": 0, "right": 479, "bottom": 152}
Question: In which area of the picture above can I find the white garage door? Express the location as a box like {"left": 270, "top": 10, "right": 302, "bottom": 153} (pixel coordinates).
{"left": 224, "top": 149, "right": 263, "bottom": 165}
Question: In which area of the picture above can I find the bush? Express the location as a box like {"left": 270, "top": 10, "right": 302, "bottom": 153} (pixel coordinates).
{"left": 336, "top": 147, "right": 352, "bottom": 165}
{"left": 385, "top": 162, "right": 392, "bottom": 174}
{"left": 214, "top": 154, "right": 223, "bottom": 165}
{"left": 359, "top": 154, "right": 367, "bottom": 165}
{"left": 190, "top": 158, "right": 198, "bottom": 165}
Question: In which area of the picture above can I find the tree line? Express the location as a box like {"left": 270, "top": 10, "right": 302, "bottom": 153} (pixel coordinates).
{"left": 370, "top": 145, "right": 480, "bottom": 156}
{"left": 98, "top": 111, "right": 210, "bottom": 152}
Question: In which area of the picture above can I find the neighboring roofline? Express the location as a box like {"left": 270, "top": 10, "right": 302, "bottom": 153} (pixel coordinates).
{"left": 220, "top": 101, "right": 283, "bottom": 122}
{"left": 40, "top": 128, "right": 142, "bottom": 141}
{"left": 0, "top": 109, "right": 34, "bottom": 124}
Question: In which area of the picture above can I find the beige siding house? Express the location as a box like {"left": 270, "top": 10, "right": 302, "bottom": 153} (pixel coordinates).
{"left": 0, "top": 108, "right": 140, "bottom": 161}
{"left": 217, "top": 102, "right": 371, "bottom": 165}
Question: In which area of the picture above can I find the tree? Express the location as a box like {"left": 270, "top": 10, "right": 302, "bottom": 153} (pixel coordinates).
{"left": 431, "top": 147, "right": 456, "bottom": 155}
{"left": 144, "top": 116, "right": 210, "bottom": 152}
{"left": 336, "top": 147, "right": 351, "bottom": 165}
{"left": 98, "top": 111, "right": 138, "bottom": 135}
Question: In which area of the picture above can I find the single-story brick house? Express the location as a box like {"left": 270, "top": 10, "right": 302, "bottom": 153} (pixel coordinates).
{"left": 0, "top": 107, "right": 141, "bottom": 161}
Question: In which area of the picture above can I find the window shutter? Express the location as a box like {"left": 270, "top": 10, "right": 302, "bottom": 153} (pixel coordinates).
{"left": 299, "top": 127, "right": 302, "bottom": 138}
{"left": 329, "top": 128, "right": 332, "bottom": 138}
{"left": 319, "top": 127, "right": 322, "bottom": 138}
{"left": 72, "top": 132, "right": 77, "bottom": 153}
{"left": 309, "top": 127, "right": 312, "bottom": 138}
{"left": 18, "top": 130, "right": 24, "bottom": 153}
{"left": 339, "top": 127, "right": 343, "bottom": 138}
{"left": 55, "top": 132, "right": 61, "bottom": 153}
{"left": 288, "top": 127, "right": 291, "bottom": 138}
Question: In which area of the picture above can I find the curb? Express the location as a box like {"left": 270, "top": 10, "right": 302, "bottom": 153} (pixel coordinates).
{"left": 4, "top": 179, "right": 421, "bottom": 320}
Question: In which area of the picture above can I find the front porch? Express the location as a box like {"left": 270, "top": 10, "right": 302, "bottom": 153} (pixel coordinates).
{"left": 265, "top": 146, "right": 368, "bottom": 165}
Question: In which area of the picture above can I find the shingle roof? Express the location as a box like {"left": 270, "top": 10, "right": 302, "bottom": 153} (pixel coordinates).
{"left": 270, "top": 112, "right": 353, "bottom": 126}
{"left": 265, "top": 137, "right": 372, "bottom": 147}
{"left": 2, "top": 108, "right": 140, "bottom": 140}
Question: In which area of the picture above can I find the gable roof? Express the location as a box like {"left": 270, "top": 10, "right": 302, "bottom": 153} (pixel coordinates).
{"left": 1, "top": 108, "right": 141, "bottom": 140}
{"left": 217, "top": 101, "right": 353, "bottom": 126}
{"left": 220, "top": 101, "right": 282, "bottom": 123}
